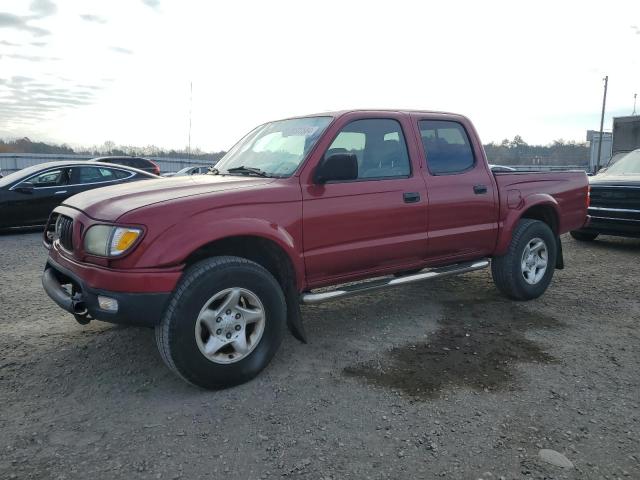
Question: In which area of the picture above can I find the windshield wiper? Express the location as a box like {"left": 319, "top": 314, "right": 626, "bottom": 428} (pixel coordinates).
{"left": 225, "top": 166, "right": 271, "bottom": 177}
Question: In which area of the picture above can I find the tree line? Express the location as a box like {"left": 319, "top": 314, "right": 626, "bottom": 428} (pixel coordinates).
{"left": 1, "top": 136, "right": 589, "bottom": 166}
{"left": 0, "top": 138, "right": 226, "bottom": 163}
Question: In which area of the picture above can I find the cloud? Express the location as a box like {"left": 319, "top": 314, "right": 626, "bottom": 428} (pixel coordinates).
{"left": 142, "top": 0, "right": 161, "bottom": 10}
{"left": 0, "top": 12, "right": 50, "bottom": 36}
{"left": 80, "top": 14, "right": 107, "bottom": 24}
{"left": 0, "top": 77, "right": 104, "bottom": 125}
{"left": 2, "top": 53, "right": 59, "bottom": 62}
{"left": 30, "top": 0, "right": 57, "bottom": 18}
{"left": 0, "top": 39, "right": 20, "bottom": 47}
{"left": 109, "top": 46, "right": 133, "bottom": 55}
{"left": 632, "top": 25, "right": 640, "bottom": 35}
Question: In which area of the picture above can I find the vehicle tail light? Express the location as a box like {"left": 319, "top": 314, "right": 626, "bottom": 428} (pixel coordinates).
{"left": 587, "top": 185, "right": 591, "bottom": 209}
{"left": 151, "top": 160, "right": 160, "bottom": 176}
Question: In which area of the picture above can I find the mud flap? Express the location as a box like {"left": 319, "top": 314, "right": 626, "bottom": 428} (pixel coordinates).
{"left": 285, "top": 288, "right": 307, "bottom": 343}
{"left": 555, "top": 236, "right": 564, "bottom": 269}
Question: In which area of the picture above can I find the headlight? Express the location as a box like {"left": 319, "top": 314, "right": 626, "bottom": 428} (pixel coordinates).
{"left": 84, "top": 225, "right": 143, "bottom": 257}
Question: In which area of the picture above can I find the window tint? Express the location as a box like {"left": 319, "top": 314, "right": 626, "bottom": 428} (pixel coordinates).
{"left": 419, "top": 120, "right": 475, "bottom": 175}
{"left": 29, "top": 169, "right": 70, "bottom": 187}
{"left": 111, "top": 169, "right": 132, "bottom": 179}
{"left": 326, "top": 119, "right": 410, "bottom": 180}
{"left": 131, "top": 158, "right": 149, "bottom": 169}
{"left": 77, "top": 167, "right": 120, "bottom": 184}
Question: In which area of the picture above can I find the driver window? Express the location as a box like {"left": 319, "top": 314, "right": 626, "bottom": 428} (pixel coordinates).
{"left": 325, "top": 119, "right": 411, "bottom": 180}
{"left": 29, "top": 169, "right": 71, "bottom": 188}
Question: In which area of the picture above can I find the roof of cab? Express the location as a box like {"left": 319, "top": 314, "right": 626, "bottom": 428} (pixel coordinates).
{"left": 281, "top": 108, "right": 465, "bottom": 121}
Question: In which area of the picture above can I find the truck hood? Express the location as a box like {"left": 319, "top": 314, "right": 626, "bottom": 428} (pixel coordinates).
{"left": 590, "top": 174, "right": 640, "bottom": 187}
{"left": 63, "top": 175, "right": 275, "bottom": 221}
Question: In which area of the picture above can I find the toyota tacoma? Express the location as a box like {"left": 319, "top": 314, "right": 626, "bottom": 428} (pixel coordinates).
{"left": 42, "top": 110, "right": 590, "bottom": 388}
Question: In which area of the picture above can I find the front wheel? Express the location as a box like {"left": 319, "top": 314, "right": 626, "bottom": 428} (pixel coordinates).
{"left": 491, "top": 219, "right": 557, "bottom": 300}
{"left": 155, "top": 256, "right": 286, "bottom": 389}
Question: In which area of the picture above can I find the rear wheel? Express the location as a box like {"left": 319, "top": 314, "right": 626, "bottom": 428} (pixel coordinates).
{"left": 570, "top": 230, "right": 599, "bottom": 242}
{"left": 155, "top": 256, "right": 286, "bottom": 389}
{"left": 491, "top": 219, "right": 557, "bottom": 300}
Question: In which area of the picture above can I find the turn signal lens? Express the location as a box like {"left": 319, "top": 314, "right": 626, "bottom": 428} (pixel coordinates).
{"left": 109, "top": 227, "right": 142, "bottom": 256}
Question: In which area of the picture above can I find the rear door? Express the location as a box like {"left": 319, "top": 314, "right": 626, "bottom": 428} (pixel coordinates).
{"left": 414, "top": 117, "right": 498, "bottom": 261}
{"left": 71, "top": 166, "right": 132, "bottom": 192}
{"left": 301, "top": 114, "right": 428, "bottom": 286}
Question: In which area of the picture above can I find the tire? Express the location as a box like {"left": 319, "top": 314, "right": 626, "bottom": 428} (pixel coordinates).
{"left": 155, "top": 256, "right": 286, "bottom": 389}
{"left": 570, "top": 230, "right": 599, "bottom": 242}
{"left": 491, "top": 219, "right": 556, "bottom": 301}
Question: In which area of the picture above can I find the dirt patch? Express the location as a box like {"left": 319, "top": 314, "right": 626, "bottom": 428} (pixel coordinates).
{"left": 344, "top": 299, "right": 560, "bottom": 399}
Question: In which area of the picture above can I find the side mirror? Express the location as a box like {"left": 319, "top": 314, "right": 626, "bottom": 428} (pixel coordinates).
{"left": 314, "top": 153, "right": 358, "bottom": 184}
{"left": 14, "top": 182, "right": 34, "bottom": 194}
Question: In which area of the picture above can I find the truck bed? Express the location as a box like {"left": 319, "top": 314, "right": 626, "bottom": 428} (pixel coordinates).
{"left": 493, "top": 170, "right": 589, "bottom": 236}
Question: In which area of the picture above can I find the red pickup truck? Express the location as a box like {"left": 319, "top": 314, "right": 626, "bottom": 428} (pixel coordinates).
{"left": 42, "top": 110, "right": 589, "bottom": 388}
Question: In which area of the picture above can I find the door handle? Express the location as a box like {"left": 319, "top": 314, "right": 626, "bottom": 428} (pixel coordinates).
{"left": 403, "top": 192, "right": 420, "bottom": 203}
{"left": 473, "top": 185, "right": 488, "bottom": 194}
{"left": 54, "top": 190, "right": 68, "bottom": 195}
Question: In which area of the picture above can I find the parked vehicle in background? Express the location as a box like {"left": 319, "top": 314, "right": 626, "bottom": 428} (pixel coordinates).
{"left": 90, "top": 156, "right": 160, "bottom": 175}
{"left": 571, "top": 148, "right": 640, "bottom": 240}
{"left": 489, "top": 164, "right": 517, "bottom": 172}
{"left": 42, "top": 109, "right": 589, "bottom": 389}
{"left": 609, "top": 115, "right": 640, "bottom": 167}
{"left": 162, "top": 166, "right": 211, "bottom": 177}
{"left": 0, "top": 161, "right": 157, "bottom": 230}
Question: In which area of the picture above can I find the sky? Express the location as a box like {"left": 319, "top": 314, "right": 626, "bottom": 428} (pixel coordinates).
{"left": 0, "top": 0, "right": 639, "bottom": 152}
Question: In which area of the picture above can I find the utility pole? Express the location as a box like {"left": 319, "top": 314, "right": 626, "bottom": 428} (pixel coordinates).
{"left": 188, "top": 81, "right": 193, "bottom": 160}
{"left": 633, "top": 93, "right": 637, "bottom": 115}
{"left": 595, "top": 75, "right": 608, "bottom": 173}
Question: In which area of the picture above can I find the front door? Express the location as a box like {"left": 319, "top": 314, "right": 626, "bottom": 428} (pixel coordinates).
{"left": 8, "top": 167, "right": 73, "bottom": 226}
{"left": 301, "top": 116, "right": 428, "bottom": 286}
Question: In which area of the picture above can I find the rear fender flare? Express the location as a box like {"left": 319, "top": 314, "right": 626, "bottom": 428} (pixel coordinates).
{"left": 495, "top": 194, "right": 560, "bottom": 256}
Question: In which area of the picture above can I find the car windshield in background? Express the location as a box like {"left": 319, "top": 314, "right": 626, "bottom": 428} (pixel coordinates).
{"left": 215, "top": 116, "right": 333, "bottom": 177}
{"left": 603, "top": 149, "right": 640, "bottom": 175}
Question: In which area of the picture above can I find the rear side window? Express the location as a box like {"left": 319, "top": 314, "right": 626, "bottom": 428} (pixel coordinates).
{"left": 419, "top": 120, "right": 475, "bottom": 175}
{"left": 111, "top": 169, "right": 132, "bottom": 179}
{"left": 77, "top": 167, "right": 123, "bottom": 183}
{"left": 326, "top": 119, "right": 411, "bottom": 180}
{"left": 131, "top": 158, "right": 149, "bottom": 169}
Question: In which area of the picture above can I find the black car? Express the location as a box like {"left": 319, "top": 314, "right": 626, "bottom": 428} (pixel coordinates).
{"left": 0, "top": 161, "right": 157, "bottom": 230}
{"left": 571, "top": 149, "right": 640, "bottom": 240}
{"left": 90, "top": 156, "right": 161, "bottom": 176}
{"left": 162, "top": 165, "right": 211, "bottom": 177}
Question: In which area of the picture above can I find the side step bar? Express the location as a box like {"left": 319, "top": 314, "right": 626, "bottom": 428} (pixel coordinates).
{"left": 300, "top": 259, "right": 490, "bottom": 305}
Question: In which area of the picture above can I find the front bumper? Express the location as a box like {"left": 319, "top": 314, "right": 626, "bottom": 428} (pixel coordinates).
{"left": 43, "top": 258, "right": 171, "bottom": 327}
{"left": 575, "top": 207, "right": 640, "bottom": 238}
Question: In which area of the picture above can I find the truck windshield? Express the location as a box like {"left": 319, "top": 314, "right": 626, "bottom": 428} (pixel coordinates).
{"left": 603, "top": 149, "right": 640, "bottom": 175}
{"left": 215, "top": 116, "right": 333, "bottom": 177}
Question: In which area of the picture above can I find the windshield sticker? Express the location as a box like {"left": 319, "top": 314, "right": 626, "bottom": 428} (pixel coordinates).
{"left": 280, "top": 126, "right": 319, "bottom": 137}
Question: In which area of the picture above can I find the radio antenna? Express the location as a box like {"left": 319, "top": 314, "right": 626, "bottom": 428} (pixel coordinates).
{"left": 188, "top": 81, "right": 193, "bottom": 159}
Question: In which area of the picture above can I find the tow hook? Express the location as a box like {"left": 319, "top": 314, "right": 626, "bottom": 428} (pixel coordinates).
{"left": 71, "top": 293, "right": 91, "bottom": 325}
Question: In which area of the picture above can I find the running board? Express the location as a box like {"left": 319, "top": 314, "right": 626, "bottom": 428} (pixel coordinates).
{"left": 300, "top": 259, "right": 490, "bottom": 305}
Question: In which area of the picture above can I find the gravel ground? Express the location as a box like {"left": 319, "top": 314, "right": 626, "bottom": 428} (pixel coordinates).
{"left": 0, "top": 232, "right": 638, "bottom": 480}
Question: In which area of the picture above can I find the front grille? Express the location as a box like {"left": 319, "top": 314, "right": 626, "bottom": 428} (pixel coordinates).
{"left": 56, "top": 215, "right": 74, "bottom": 251}
{"left": 589, "top": 186, "right": 640, "bottom": 210}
